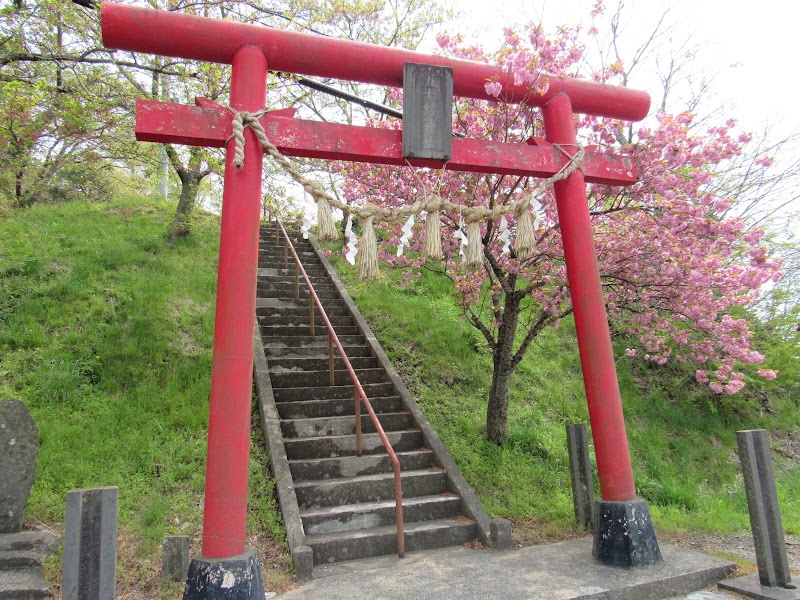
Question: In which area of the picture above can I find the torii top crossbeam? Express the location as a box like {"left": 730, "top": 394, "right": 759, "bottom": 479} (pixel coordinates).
{"left": 101, "top": 3, "right": 648, "bottom": 121}
{"left": 99, "top": 1, "right": 657, "bottom": 569}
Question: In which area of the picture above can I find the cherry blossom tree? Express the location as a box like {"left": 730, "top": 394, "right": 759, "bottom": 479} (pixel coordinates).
{"left": 336, "top": 23, "right": 782, "bottom": 444}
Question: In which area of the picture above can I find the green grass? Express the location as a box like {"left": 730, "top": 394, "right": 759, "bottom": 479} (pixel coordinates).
{"left": 322, "top": 242, "right": 800, "bottom": 538}
{"left": 0, "top": 195, "right": 288, "bottom": 594}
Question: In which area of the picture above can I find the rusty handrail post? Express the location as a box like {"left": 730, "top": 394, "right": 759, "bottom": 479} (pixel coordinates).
{"left": 274, "top": 217, "right": 404, "bottom": 559}
{"left": 355, "top": 390, "right": 362, "bottom": 457}
{"left": 328, "top": 336, "right": 335, "bottom": 386}
{"left": 393, "top": 458, "right": 405, "bottom": 557}
{"left": 294, "top": 260, "right": 300, "bottom": 301}
{"left": 309, "top": 292, "right": 315, "bottom": 336}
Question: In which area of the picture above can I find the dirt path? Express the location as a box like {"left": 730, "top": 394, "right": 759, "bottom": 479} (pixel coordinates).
{"left": 662, "top": 531, "right": 800, "bottom": 573}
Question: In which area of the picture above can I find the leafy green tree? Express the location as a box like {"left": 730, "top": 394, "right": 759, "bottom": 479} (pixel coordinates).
{"left": 0, "top": 0, "right": 127, "bottom": 206}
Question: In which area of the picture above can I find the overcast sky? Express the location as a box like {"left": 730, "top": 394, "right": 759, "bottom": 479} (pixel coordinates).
{"left": 446, "top": 0, "right": 800, "bottom": 136}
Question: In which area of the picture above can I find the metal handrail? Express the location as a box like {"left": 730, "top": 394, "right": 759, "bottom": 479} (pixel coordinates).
{"left": 272, "top": 217, "right": 405, "bottom": 558}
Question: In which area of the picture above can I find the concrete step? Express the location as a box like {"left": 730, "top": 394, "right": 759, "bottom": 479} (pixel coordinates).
{"left": 265, "top": 344, "right": 372, "bottom": 360}
{"left": 259, "top": 260, "right": 320, "bottom": 270}
{"left": 258, "top": 266, "right": 328, "bottom": 277}
{"left": 260, "top": 325, "right": 361, "bottom": 338}
{"left": 258, "top": 314, "right": 354, "bottom": 328}
{"left": 284, "top": 429, "right": 423, "bottom": 460}
{"left": 259, "top": 254, "right": 323, "bottom": 263}
{"left": 259, "top": 278, "right": 333, "bottom": 291}
{"left": 301, "top": 494, "right": 461, "bottom": 536}
{"left": 259, "top": 245, "right": 316, "bottom": 254}
{"left": 280, "top": 412, "right": 412, "bottom": 438}
{"left": 258, "top": 305, "right": 348, "bottom": 320}
{"left": 0, "top": 550, "right": 41, "bottom": 569}
{"left": 262, "top": 334, "right": 365, "bottom": 348}
{"left": 0, "top": 567, "right": 50, "bottom": 599}
{"left": 261, "top": 321, "right": 357, "bottom": 335}
{"left": 268, "top": 356, "right": 378, "bottom": 372}
{"left": 295, "top": 468, "right": 447, "bottom": 509}
{"left": 259, "top": 260, "right": 323, "bottom": 272}
{"left": 258, "top": 304, "right": 351, "bottom": 318}
{"left": 258, "top": 241, "right": 317, "bottom": 249}
{"left": 258, "top": 255, "right": 324, "bottom": 266}
{"left": 272, "top": 381, "right": 395, "bottom": 402}
{"left": 258, "top": 282, "right": 338, "bottom": 295}
{"left": 289, "top": 448, "right": 435, "bottom": 480}
{"left": 269, "top": 368, "right": 388, "bottom": 388}
{"left": 259, "top": 275, "right": 335, "bottom": 286}
{"left": 258, "top": 300, "right": 349, "bottom": 314}
{"left": 0, "top": 532, "right": 56, "bottom": 553}
{"left": 260, "top": 247, "right": 308, "bottom": 255}
{"left": 276, "top": 395, "right": 403, "bottom": 420}
{"left": 259, "top": 233, "right": 307, "bottom": 240}
{"left": 305, "top": 517, "right": 477, "bottom": 565}
{"left": 258, "top": 286, "right": 340, "bottom": 300}
{"left": 266, "top": 273, "right": 335, "bottom": 283}
{"left": 259, "top": 243, "right": 315, "bottom": 252}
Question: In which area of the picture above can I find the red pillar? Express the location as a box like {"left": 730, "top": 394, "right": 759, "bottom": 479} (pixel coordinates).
{"left": 542, "top": 93, "right": 637, "bottom": 502}
{"left": 202, "top": 45, "right": 267, "bottom": 558}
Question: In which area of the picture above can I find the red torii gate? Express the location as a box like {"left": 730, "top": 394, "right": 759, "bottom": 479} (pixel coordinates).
{"left": 100, "top": 2, "right": 658, "bottom": 592}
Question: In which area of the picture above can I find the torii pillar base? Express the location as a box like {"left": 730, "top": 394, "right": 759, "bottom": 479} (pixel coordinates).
{"left": 183, "top": 552, "right": 264, "bottom": 600}
{"left": 593, "top": 499, "right": 662, "bottom": 568}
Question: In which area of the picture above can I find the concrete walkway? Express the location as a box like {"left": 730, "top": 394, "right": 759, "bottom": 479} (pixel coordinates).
{"left": 279, "top": 538, "right": 739, "bottom": 599}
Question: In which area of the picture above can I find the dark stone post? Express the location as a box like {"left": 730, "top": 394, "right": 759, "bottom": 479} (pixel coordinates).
{"left": 719, "top": 430, "right": 799, "bottom": 600}
{"left": 0, "top": 399, "right": 39, "bottom": 533}
{"left": 162, "top": 535, "right": 191, "bottom": 582}
{"left": 566, "top": 423, "right": 595, "bottom": 530}
{"left": 63, "top": 487, "right": 118, "bottom": 600}
{"left": 490, "top": 518, "right": 512, "bottom": 550}
{"left": 739, "top": 429, "right": 792, "bottom": 587}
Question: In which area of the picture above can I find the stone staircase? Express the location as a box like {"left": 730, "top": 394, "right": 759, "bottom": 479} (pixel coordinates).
{"left": 0, "top": 531, "right": 56, "bottom": 599}
{"left": 253, "top": 224, "right": 504, "bottom": 579}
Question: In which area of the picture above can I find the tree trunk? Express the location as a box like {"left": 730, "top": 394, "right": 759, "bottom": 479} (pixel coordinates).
{"left": 487, "top": 357, "right": 514, "bottom": 444}
{"left": 167, "top": 171, "right": 201, "bottom": 241}
{"left": 15, "top": 169, "right": 24, "bottom": 204}
{"left": 485, "top": 294, "right": 520, "bottom": 444}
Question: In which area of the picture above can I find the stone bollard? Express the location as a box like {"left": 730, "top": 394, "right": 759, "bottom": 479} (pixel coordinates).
{"left": 0, "top": 399, "right": 39, "bottom": 533}
{"left": 63, "top": 487, "right": 118, "bottom": 600}
{"left": 162, "top": 535, "right": 190, "bottom": 582}
{"left": 490, "top": 518, "right": 512, "bottom": 551}
{"left": 566, "top": 423, "right": 594, "bottom": 530}
{"left": 719, "top": 429, "right": 799, "bottom": 600}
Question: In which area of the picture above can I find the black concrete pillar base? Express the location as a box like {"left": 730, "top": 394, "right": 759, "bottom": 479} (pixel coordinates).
{"left": 593, "top": 499, "right": 662, "bottom": 568}
{"left": 183, "top": 551, "right": 264, "bottom": 600}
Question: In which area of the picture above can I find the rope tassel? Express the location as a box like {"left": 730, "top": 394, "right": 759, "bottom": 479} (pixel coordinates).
{"left": 316, "top": 196, "right": 338, "bottom": 241}
{"left": 465, "top": 220, "right": 483, "bottom": 270}
{"left": 223, "top": 108, "right": 585, "bottom": 274}
{"left": 515, "top": 203, "right": 534, "bottom": 261}
{"left": 358, "top": 215, "right": 379, "bottom": 281}
{"left": 424, "top": 210, "right": 443, "bottom": 260}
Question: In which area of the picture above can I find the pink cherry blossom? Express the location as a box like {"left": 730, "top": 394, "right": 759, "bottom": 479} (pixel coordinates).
{"left": 484, "top": 82, "right": 503, "bottom": 98}
{"left": 757, "top": 369, "right": 778, "bottom": 380}
{"left": 335, "top": 18, "right": 781, "bottom": 397}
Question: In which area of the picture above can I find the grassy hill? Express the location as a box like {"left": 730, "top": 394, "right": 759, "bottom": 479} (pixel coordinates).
{"left": 1, "top": 195, "right": 797, "bottom": 594}
{"left": 321, "top": 246, "right": 800, "bottom": 540}
{"left": 0, "top": 196, "right": 289, "bottom": 597}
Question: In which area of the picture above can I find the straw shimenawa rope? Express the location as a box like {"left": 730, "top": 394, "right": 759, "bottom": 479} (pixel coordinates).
{"left": 228, "top": 108, "right": 585, "bottom": 278}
